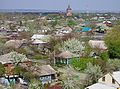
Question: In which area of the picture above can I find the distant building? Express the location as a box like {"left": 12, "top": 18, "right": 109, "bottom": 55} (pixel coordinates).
{"left": 66, "top": 5, "right": 72, "bottom": 17}
{"left": 59, "top": 5, "right": 72, "bottom": 18}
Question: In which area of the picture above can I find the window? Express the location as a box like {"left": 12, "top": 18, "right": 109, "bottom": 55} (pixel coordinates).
{"left": 112, "top": 78, "right": 115, "bottom": 84}
{"left": 26, "top": 64, "right": 29, "bottom": 67}
{"left": 102, "top": 77, "right": 105, "bottom": 81}
{"left": 11, "top": 65, "right": 14, "bottom": 70}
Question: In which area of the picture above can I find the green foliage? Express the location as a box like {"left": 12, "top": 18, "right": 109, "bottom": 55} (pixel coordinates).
{"left": 28, "top": 79, "right": 42, "bottom": 89}
{"left": 67, "top": 19, "right": 77, "bottom": 29}
{"left": 106, "top": 59, "right": 120, "bottom": 71}
{"left": 94, "top": 58, "right": 108, "bottom": 72}
{"left": 46, "top": 14, "right": 59, "bottom": 20}
{"left": 100, "top": 52, "right": 109, "bottom": 60}
{"left": 32, "top": 54, "right": 49, "bottom": 60}
{"left": 105, "top": 25, "right": 120, "bottom": 58}
{"left": 84, "top": 42, "right": 92, "bottom": 58}
{"left": 71, "top": 58, "right": 93, "bottom": 71}
{"left": 11, "top": 66, "right": 27, "bottom": 75}
{"left": 85, "top": 62, "right": 103, "bottom": 83}
{"left": 49, "top": 20, "right": 61, "bottom": 28}
{"left": 23, "top": 73, "right": 39, "bottom": 81}
{"left": 61, "top": 66, "right": 85, "bottom": 89}
{"left": 23, "top": 47, "right": 34, "bottom": 55}
{"left": 0, "top": 62, "right": 5, "bottom": 76}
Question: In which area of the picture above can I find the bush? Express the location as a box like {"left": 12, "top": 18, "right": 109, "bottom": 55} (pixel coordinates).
{"left": 85, "top": 62, "right": 103, "bottom": 83}
{"left": 71, "top": 58, "right": 93, "bottom": 71}
{"left": 0, "top": 62, "right": 5, "bottom": 76}
{"left": 23, "top": 72, "right": 39, "bottom": 81}
{"left": 94, "top": 58, "right": 107, "bottom": 72}
{"left": 100, "top": 52, "right": 109, "bottom": 60}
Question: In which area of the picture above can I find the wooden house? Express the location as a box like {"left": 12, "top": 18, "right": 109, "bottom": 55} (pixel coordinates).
{"left": 30, "top": 65, "right": 57, "bottom": 84}
{"left": 56, "top": 51, "right": 79, "bottom": 65}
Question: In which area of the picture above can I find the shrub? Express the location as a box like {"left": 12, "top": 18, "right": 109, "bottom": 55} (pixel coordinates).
{"left": 100, "top": 52, "right": 109, "bottom": 60}
{"left": 71, "top": 58, "right": 93, "bottom": 71}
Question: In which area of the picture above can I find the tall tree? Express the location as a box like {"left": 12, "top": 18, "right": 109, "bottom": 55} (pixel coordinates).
{"left": 104, "top": 25, "right": 120, "bottom": 58}
{"left": 85, "top": 62, "right": 103, "bottom": 83}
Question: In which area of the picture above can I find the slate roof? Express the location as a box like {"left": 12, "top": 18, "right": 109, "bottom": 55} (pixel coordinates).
{"left": 88, "top": 40, "right": 107, "bottom": 49}
{"left": 31, "top": 65, "right": 56, "bottom": 76}
{"left": 85, "top": 82, "right": 119, "bottom": 89}
{"left": 57, "top": 51, "right": 79, "bottom": 59}
{"left": 110, "top": 71, "right": 120, "bottom": 84}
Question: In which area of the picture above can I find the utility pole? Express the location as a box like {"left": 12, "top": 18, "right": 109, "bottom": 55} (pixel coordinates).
{"left": 54, "top": 50, "right": 56, "bottom": 66}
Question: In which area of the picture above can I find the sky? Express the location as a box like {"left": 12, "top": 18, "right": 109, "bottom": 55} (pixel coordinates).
{"left": 0, "top": 0, "right": 120, "bottom": 12}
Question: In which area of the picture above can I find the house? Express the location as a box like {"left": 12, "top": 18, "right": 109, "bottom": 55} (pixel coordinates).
{"left": 31, "top": 65, "right": 57, "bottom": 84}
{"left": 82, "top": 27, "right": 91, "bottom": 35}
{"left": 31, "top": 34, "right": 47, "bottom": 45}
{"left": 103, "top": 21, "right": 113, "bottom": 27}
{"left": 0, "top": 53, "right": 32, "bottom": 74}
{"left": 55, "top": 26, "right": 72, "bottom": 34}
{"left": 56, "top": 51, "right": 79, "bottom": 65}
{"left": 85, "top": 71, "right": 120, "bottom": 89}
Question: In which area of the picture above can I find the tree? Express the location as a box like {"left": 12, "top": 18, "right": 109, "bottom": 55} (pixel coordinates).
{"left": 28, "top": 79, "right": 42, "bottom": 89}
{"left": 7, "top": 51, "right": 28, "bottom": 66}
{"left": 85, "top": 62, "right": 103, "bottom": 83}
{"left": 61, "top": 66, "right": 85, "bottom": 89}
{"left": 106, "top": 59, "right": 120, "bottom": 71}
{"left": 0, "top": 62, "right": 5, "bottom": 76}
{"left": 39, "top": 35, "right": 51, "bottom": 43}
{"left": 59, "top": 38, "right": 85, "bottom": 55}
{"left": 71, "top": 58, "right": 93, "bottom": 71}
{"left": 67, "top": 19, "right": 77, "bottom": 29}
{"left": 104, "top": 25, "right": 120, "bottom": 58}
{"left": 49, "top": 20, "right": 60, "bottom": 28}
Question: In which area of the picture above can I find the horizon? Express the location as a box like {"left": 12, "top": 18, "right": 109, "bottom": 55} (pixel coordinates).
{"left": 0, "top": 0, "right": 120, "bottom": 12}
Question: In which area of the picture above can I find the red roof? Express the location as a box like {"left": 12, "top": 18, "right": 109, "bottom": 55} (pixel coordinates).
{"left": 47, "top": 86, "right": 62, "bottom": 89}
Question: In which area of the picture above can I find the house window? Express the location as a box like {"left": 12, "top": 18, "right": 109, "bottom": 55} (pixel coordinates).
{"left": 112, "top": 78, "right": 115, "bottom": 84}
{"left": 11, "top": 65, "right": 14, "bottom": 70}
{"left": 26, "top": 64, "right": 29, "bottom": 67}
{"left": 102, "top": 77, "right": 105, "bottom": 81}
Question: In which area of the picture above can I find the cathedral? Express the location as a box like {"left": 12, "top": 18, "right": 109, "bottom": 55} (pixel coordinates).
{"left": 66, "top": 5, "right": 72, "bottom": 17}
{"left": 59, "top": 5, "right": 72, "bottom": 18}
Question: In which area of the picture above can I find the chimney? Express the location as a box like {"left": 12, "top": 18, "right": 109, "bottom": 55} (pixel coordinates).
{"left": 109, "top": 70, "right": 113, "bottom": 74}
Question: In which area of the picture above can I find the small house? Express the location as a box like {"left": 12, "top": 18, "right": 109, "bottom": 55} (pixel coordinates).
{"left": 31, "top": 65, "right": 57, "bottom": 84}
{"left": 85, "top": 71, "right": 120, "bottom": 89}
{"left": 56, "top": 51, "right": 79, "bottom": 65}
